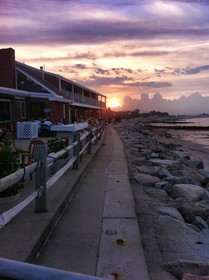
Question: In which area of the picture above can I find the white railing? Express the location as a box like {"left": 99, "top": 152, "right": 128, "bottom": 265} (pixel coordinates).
{"left": 0, "top": 124, "right": 104, "bottom": 228}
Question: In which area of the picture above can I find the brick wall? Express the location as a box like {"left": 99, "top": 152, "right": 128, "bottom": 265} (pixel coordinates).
{"left": 0, "top": 48, "right": 16, "bottom": 88}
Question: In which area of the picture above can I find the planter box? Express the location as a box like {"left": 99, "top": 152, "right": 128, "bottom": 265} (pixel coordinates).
{"left": 50, "top": 122, "right": 88, "bottom": 132}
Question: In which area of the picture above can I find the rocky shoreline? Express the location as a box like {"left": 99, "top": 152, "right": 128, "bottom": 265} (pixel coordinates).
{"left": 114, "top": 118, "right": 209, "bottom": 280}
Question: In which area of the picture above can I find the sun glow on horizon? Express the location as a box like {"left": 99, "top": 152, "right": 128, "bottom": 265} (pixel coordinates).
{"left": 107, "top": 97, "right": 122, "bottom": 109}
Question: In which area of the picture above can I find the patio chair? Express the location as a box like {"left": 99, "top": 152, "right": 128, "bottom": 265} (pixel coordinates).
{"left": 21, "top": 139, "right": 46, "bottom": 180}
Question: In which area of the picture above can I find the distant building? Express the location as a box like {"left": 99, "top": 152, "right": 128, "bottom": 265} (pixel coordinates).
{"left": 0, "top": 48, "right": 106, "bottom": 126}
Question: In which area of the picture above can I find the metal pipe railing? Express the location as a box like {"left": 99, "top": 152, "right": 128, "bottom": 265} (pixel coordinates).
{"left": 0, "top": 258, "right": 106, "bottom": 280}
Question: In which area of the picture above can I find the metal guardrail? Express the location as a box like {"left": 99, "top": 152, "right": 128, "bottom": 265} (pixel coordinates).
{"left": 0, "top": 124, "right": 104, "bottom": 228}
{"left": 0, "top": 258, "right": 106, "bottom": 280}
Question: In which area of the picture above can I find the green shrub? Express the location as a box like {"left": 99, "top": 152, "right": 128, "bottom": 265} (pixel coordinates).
{"left": 0, "top": 140, "right": 23, "bottom": 198}
{"left": 47, "top": 138, "right": 67, "bottom": 153}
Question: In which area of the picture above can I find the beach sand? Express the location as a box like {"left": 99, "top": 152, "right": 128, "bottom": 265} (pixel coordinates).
{"left": 149, "top": 128, "right": 209, "bottom": 170}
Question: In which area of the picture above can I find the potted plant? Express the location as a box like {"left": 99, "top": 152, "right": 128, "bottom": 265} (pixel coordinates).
{"left": 0, "top": 140, "right": 23, "bottom": 199}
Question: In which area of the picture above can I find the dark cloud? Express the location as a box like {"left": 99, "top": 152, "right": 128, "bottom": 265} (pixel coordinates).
{"left": 2, "top": 16, "right": 209, "bottom": 45}
{"left": 74, "top": 64, "right": 88, "bottom": 70}
{"left": 128, "top": 81, "right": 173, "bottom": 88}
{"left": 95, "top": 68, "right": 111, "bottom": 75}
{"left": 84, "top": 75, "right": 132, "bottom": 86}
{"left": 168, "top": 65, "right": 209, "bottom": 76}
{"left": 21, "top": 24, "right": 209, "bottom": 45}
{"left": 1, "top": 0, "right": 209, "bottom": 47}
{"left": 183, "top": 65, "right": 209, "bottom": 75}
{"left": 171, "top": 0, "right": 209, "bottom": 4}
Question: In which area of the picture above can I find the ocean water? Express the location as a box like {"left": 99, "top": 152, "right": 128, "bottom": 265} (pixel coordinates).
{"left": 187, "top": 117, "right": 209, "bottom": 127}
{"left": 150, "top": 117, "right": 209, "bottom": 149}
{"left": 150, "top": 117, "right": 209, "bottom": 127}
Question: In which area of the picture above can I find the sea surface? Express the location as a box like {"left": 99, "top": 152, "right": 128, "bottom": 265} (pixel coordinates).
{"left": 150, "top": 116, "right": 209, "bottom": 149}
{"left": 150, "top": 116, "right": 209, "bottom": 127}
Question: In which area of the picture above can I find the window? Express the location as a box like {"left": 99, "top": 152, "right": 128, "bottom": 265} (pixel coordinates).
{"left": 0, "top": 100, "right": 11, "bottom": 121}
{"left": 17, "top": 100, "right": 26, "bottom": 119}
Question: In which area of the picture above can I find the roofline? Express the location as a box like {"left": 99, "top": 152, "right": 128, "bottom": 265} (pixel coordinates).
{"left": 0, "top": 87, "right": 70, "bottom": 103}
{"left": 16, "top": 61, "right": 106, "bottom": 98}
{"left": 16, "top": 64, "right": 59, "bottom": 96}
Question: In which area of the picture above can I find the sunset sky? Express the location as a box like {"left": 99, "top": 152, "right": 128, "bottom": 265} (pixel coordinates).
{"left": 1, "top": 0, "right": 209, "bottom": 110}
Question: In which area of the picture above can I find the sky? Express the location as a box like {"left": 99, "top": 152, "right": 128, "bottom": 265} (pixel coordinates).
{"left": 1, "top": 0, "right": 209, "bottom": 111}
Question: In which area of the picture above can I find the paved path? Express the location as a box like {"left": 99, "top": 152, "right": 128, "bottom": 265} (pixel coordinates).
{"left": 35, "top": 125, "right": 149, "bottom": 280}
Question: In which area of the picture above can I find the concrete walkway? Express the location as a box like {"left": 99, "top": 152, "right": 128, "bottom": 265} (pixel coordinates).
{"left": 0, "top": 126, "right": 149, "bottom": 280}
{"left": 34, "top": 126, "right": 149, "bottom": 280}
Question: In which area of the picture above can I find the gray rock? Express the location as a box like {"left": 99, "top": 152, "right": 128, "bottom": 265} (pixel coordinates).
{"left": 152, "top": 206, "right": 184, "bottom": 222}
{"left": 158, "top": 167, "right": 171, "bottom": 178}
{"left": 132, "top": 157, "right": 153, "bottom": 166}
{"left": 178, "top": 201, "right": 209, "bottom": 223}
{"left": 203, "top": 170, "right": 209, "bottom": 179}
{"left": 147, "top": 152, "right": 159, "bottom": 159}
{"left": 202, "top": 190, "right": 209, "bottom": 200}
{"left": 135, "top": 165, "right": 160, "bottom": 176}
{"left": 145, "top": 187, "right": 170, "bottom": 200}
{"left": 154, "top": 181, "right": 173, "bottom": 193}
{"left": 201, "top": 229, "right": 209, "bottom": 237}
{"left": 138, "top": 148, "right": 152, "bottom": 157}
{"left": 193, "top": 159, "right": 204, "bottom": 169}
{"left": 193, "top": 216, "right": 209, "bottom": 231}
{"left": 163, "top": 260, "right": 209, "bottom": 279}
{"left": 166, "top": 175, "right": 192, "bottom": 185}
{"left": 156, "top": 216, "right": 209, "bottom": 272}
{"left": 149, "top": 158, "right": 180, "bottom": 168}
{"left": 171, "top": 184, "right": 205, "bottom": 202}
{"left": 133, "top": 172, "right": 161, "bottom": 187}
{"left": 171, "top": 170, "right": 184, "bottom": 177}
{"left": 186, "top": 223, "right": 201, "bottom": 232}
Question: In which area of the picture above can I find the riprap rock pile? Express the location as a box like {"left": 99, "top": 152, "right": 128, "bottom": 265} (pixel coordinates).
{"left": 115, "top": 118, "right": 209, "bottom": 280}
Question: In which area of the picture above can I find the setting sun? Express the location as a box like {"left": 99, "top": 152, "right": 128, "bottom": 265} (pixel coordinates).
{"left": 107, "top": 98, "right": 121, "bottom": 109}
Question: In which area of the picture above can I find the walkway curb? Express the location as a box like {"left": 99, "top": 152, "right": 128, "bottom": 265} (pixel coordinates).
{"left": 96, "top": 127, "right": 150, "bottom": 280}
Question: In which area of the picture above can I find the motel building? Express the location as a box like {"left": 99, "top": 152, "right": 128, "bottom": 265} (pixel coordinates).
{"left": 0, "top": 48, "right": 106, "bottom": 131}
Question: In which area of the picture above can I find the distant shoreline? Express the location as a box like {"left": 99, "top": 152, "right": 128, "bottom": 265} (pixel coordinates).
{"left": 146, "top": 124, "right": 209, "bottom": 130}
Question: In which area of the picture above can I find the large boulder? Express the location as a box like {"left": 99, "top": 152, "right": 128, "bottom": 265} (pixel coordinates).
{"left": 156, "top": 216, "right": 209, "bottom": 277}
{"left": 152, "top": 206, "right": 184, "bottom": 222}
{"left": 132, "top": 157, "right": 153, "bottom": 167}
{"left": 171, "top": 184, "right": 205, "bottom": 202}
{"left": 133, "top": 172, "right": 161, "bottom": 187}
{"left": 164, "top": 261, "right": 209, "bottom": 280}
{"left": 164, "top": 176, "right": 192, "bottom": 185}
{"left": 178, "top": 201, "right": 209, "bottom": 223}
{"left": 145, "top": 187, "right": 170, "bottom": 200}
{"left": 135, "top": 165, "right": 160, "bottom": 176}
{"left": 149, "top": 158, "right": 180, "bottom": 168}
{"left": 154, "top": 181, "right": 173, "bottom": 193}
{"left": 183, "top": 273, "right": 209, "bottom": 280}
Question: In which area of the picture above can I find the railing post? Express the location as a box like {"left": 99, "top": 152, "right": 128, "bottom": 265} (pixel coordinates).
{"left": 87, "top": 130, "right": 92, "bottom": 154}
{"left": 73, "top": 132, "right": 80, "bottom": 169}
{"left": 35, "top": 145, "right": 47, "bottom": 213}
